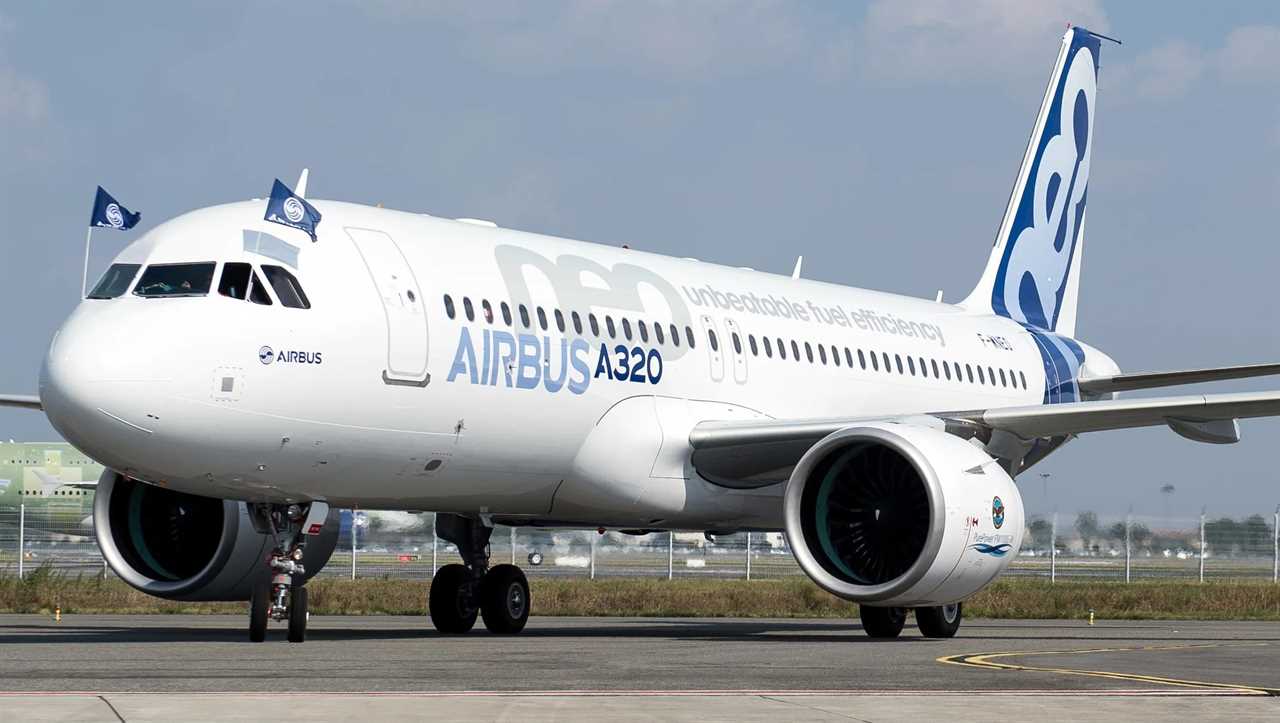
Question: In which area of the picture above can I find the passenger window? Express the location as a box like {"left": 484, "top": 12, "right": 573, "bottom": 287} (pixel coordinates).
{"left": 133, "top": 262, "right": 216, "bottom": 298}
{"left": 748, "top": 336, "right": 758, "bottom": 356}
{"left": 590, "top": 314, "right": 600, "bottom": 336}
{"left": 918, "top": 357, "right": 927, "bottom": 377}
{"left": 804, "top": 342, "right": 814, "bottom": 363}
{"left": 464, "top": 297, "right": 475, "bottom": 321}
{"left": 858, "top": 349, "right": 866, "bottom": 369}
{"left": 999, "top": 369, "right": 1007, "bottom": 387}
{"left": 1019, "top": 370, "right": 1028, "bottom": 389}
{"left": 89, "top": 263, "right": 141, "bottom": 299}
{"left": 943, "top": 362, "right": 951, "bottom": 380}
{"left": 931, "top": 359, "right": 940, "bottom": 378}
{"left": 219, "top": 263, "right": 252, "bottom": 300}
{"left": 555, "top": 310, "right": 566, "bottom": 333}
{"left": 895, "top": 355, "right": 903, "bottom": 374}
{"left": 791, "top": 340, "right": 801, "bottom": 361}
{"left": 501, "top": 302, "right": 513, "bottom": 326}
{"left": 830, "top": 346, "right": 839, "bottom": 367}
{"left": 536, "top": 306, "right": 548, "bottom": 330}
{"left": 907, "top": 357, "right": 916, "bottom": 375}
{"left": 686, "top": 326, "right": 696, "bottom": 348}
{"left": 444, "top": 295, "right": 455, "bottom": 318}
{"left": 670, "top": 324, "right": 680, "bottom": 346}
{"left": 778, "top": 338, "right": 787, "bottom": 360}
{"left": 606, "top": 316, "right": 616, "bottom": 338}
{"left": 870, "top": 350, "right": 879, "bottom": 371}
{"left": 818, "top": 345, "right": 827, "bottom": 365}
{"left": 622, "top": 318, "right": 632, "bottom": 340}
{"left": 519, "top": 304, "right": 531, "bottom": 328}
{"left": 732, "top": 333, "right": 742, "bottom": 354}
{"left": 954, "top": 362, "right": 963, "bottom": 382}
{"left": 708, "top": 329, "right": 719, "bottom": 351}
{"left": 844, "top": 348, "right": 853, "bottom": 367}
{"left": 763, "top": 337, "right": 773, "bottom": 357}
{"left": 482, "top": 300, "right": 494, "bottom": 323}
{"left": 988, "top": 366, "right": 996, "bottom": 385}
{"left": 571, "top": 311, "right": 583, "bottom": 334}
{"left": 977, "top": 366, "right": 986, "bottom": 384}
{"left": 640, "top": 321, "right": 650, "bottom": 342}
{"left": 654, "top": 323, "right": 665, "bottom": 345}
{"left": 966, "top": 364, "right": 974, "bottom": 383}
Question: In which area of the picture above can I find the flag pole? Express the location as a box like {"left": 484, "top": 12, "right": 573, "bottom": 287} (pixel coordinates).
{"left": 80, "top": 227, "right": 94, "bottom": 299}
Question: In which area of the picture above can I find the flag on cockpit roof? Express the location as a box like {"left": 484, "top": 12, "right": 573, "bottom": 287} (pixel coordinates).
{"left": 90, "top": 186, "right": 141, "bottom": 230}
{"left": 264, "top": 179, "right": 321, "bottom": 242}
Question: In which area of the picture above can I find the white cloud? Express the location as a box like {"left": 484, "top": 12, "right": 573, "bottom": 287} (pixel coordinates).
{"left": 855, "top": 0, "right": 1110, "bottom": 85}
{"left": 1217, "top": 25, "right": 1280, "bottom": 84}
{"left": 1112, "top": 41, "right": 1205, "bottom": 101}
{"left": 0, "top": 12, "right": 47, "bottom": 123}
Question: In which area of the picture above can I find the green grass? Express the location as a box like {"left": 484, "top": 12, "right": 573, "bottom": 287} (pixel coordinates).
{"left": 2, "top": 568, "right": 1278, "bottom": 619}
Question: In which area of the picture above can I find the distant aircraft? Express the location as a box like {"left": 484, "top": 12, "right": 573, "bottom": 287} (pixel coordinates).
{"left": 5, "top": 26, "right": 1279, "bottom": 643}
{"left": 0, "top": 442, "right": 100, "bottom": 537}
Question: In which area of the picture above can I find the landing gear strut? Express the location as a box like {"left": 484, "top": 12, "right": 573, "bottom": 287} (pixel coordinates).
{"left": 247, "top": 501, "right": 326, "bottom": 643}
{"left": 429, "top": 514, "right": 531, "bottom": 635}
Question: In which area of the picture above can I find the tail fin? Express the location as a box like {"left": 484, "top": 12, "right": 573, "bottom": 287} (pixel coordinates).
{"left": 962, "top": 26, "right": 1107, "bottom": 337}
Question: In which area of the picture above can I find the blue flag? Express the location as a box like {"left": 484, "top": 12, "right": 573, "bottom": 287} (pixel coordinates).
{"left": 90, "top": 186, "right": 141, "bottom": 230}
{"left": 264, "top": 179, "right": 321, "bottom": 242}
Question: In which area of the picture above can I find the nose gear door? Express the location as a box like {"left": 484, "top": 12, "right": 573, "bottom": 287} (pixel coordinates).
{"left": 345, "top": 227, "right": 430, "bottom": 386}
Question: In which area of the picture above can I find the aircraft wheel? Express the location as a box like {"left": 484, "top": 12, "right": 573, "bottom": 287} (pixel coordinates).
{"left": 249, "top": 580, "right": 269, "bottom": 643}
{"left": 859, "top": 605, "right": 906, "bottom": 638}
{"left": 430, "top": 563, "right": 478, "bottom": 634}
{"left": 916, "top": 603, "right": 962, "bottom": 638}
{"left": 287, "top": 585, "right": 308, "bottom": 643}
{"left": 480, "top": 564, "right": 530, "bottom": 635}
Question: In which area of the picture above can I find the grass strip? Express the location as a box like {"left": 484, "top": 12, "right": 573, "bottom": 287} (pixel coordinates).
{"left": 2, "top": 569, "right": 1278, "bottom": 620}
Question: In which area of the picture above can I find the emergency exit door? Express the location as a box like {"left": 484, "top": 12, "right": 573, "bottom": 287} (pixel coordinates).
{"left": 346, "top": 227, "right": 430, "bottom": 386}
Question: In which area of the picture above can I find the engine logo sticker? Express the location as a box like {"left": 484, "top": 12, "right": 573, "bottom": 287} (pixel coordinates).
{"left": 992, "top": 496, "right": 1005, "bottom": 529}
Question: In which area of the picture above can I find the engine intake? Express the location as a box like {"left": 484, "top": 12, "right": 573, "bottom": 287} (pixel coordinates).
{"left": 784, "top": 424, "right": 1022, "bottom": 606}
{"left": 94, "top": 471, "right": 338, "bottom": 601}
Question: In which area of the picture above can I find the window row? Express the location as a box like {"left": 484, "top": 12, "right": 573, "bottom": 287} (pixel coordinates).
{"left": 443, "top": 294, "right": 697, "bottom": 349}
{"left": 442, "top": 294, "right": 1030, "bottom": 391}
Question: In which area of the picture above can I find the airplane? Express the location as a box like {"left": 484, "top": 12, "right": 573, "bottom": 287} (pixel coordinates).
{"left": 0, "top": 442, "right": 100, "bottom": 537}
{"left": 5, "top": 25, "right": 1280, "bottom": 644}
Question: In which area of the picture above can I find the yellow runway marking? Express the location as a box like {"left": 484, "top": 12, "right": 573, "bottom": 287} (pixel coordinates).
{"left": 938, "top": 642, "right": 1279, "bottom": 696}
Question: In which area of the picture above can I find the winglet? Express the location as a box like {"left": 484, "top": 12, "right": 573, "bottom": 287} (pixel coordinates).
{"left": 295, "top": 168, "right": 310, "bottom": 199}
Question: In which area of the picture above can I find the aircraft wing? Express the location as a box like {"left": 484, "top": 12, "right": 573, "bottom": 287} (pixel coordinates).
{"left": 0, "top": 394, "right": 41, "bottom": 411}
{"left": 32, "top": 469, "right": 98, "bottom": 496}
{"left": 1077, "top": 362, "right": 1280, "bottom": 395}
{"left": 689, "top": 390, "right": 1280, "bottom": 486}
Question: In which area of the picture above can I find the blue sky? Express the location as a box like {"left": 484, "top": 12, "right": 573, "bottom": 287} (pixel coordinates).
{"left": 1, "top": 2, "right": 1278, "bottom": 519}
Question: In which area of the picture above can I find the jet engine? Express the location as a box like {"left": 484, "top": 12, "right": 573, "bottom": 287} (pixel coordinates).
{"left": 783, "top": 423, "right": 1023, "bottom": 606}
{"left": 93, "top": 471, "right": 339, "bottom": 601}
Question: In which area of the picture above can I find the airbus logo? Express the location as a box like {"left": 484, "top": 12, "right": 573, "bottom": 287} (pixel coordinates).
{"left": 258, "top": 346, "right": 275, "bottom": 365}
{"left": 283, "top": 197, "right": 306, "bottom": 223}
{"left": 104, "top": 203, "right": 125, "bottom": 229}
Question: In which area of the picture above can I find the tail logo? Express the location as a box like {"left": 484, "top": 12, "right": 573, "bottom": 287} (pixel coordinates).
{"left": 993, "top": 32, "right": 1100, "bottom": 331}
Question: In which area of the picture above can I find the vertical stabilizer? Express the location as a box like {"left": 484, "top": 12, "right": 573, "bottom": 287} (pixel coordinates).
{"left": 961, "top": 27, "right": 1106, "bottom": 337}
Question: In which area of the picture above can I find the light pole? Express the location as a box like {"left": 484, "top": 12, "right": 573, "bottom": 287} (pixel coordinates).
{"left": 1039, "top": 472, "right": 1052, "bottom": 510}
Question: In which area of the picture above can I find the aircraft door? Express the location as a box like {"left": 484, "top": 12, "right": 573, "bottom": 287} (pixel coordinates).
{"left": 723, "top": 317, "right": 748, "bottom": 384}
{"left": 345, "top": 227, "right": 430, "bottom": 386}
{"left": 699, "top": 314, "right": 725, "bottom": 383}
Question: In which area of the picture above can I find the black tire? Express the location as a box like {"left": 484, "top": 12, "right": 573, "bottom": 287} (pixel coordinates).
{"left": 480, "top": 564, "right": 530, "bottom": 635}
{"left": 287, "top": 586, "right": 308, "bottom": 643}
{"left": 249, "top": 580, "right": 269, "bottom": 643}
{"left": 859, "top": 605, "right": 907, "bottom": 638}
{"left": 429, "top": 563, "right": 478, "bottom": 634}
{"left": 916, "top": 603, "right": 963, "bottom": 638}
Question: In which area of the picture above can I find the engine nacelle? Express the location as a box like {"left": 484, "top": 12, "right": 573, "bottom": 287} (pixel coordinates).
{"left": 783, "top": 423, "right": 1023, "bottom": 606}
{"left": 93, "top": 471, "right": 339, "bottom": 601}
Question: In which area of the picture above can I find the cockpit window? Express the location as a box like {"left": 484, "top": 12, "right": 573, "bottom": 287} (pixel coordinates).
{"left": 88, "top": 263, "right": 141, "bottom": 299}
{"left": 248, "top": 270, "right": 272, "bottom": 305}
{"left": 262, "top": 265, "right": 311, "bottom": 309}
{"left": 133, "top": 263, "right": 216, "bottom": 298}
{"left": 218, "top": 263, "right": 252, "bottom": 299}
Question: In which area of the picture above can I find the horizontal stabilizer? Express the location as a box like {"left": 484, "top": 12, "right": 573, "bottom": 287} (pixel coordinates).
{"left": 1078, "top": 362, "right": 1280, "bottom": 395}
{"left": 0, "top": 394, "right": 41, "bottom": 411}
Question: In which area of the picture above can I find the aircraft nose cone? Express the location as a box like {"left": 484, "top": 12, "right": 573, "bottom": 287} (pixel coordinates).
{"left": 40, "top": 306, "right": 162, "bottom": 469}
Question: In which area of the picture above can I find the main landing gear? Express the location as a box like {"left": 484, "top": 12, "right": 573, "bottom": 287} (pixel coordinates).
{"left": 858, "top": 603, "right": 963, "bottom": 639}
{"left": 429, "top": 514, "right": 531, "bottom": 635}
{"left": 248, "top": 502, "right": 327, "bottom": 643}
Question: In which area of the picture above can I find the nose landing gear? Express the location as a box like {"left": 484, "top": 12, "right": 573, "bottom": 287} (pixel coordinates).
{"left": 247, "top": 501, "right": 327, "bottom": 643}
{"left": 429, "top": 514, "right": 531, "bottom": 635}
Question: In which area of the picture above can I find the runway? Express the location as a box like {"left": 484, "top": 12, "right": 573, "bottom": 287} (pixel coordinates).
{"left": 1, "top": 615, "right": 1277, "bottom": 720}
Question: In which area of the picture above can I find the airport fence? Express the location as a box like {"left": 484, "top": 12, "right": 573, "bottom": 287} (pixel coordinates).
{"left": 1, "top": 505, "right": 1278, "bottom": 584}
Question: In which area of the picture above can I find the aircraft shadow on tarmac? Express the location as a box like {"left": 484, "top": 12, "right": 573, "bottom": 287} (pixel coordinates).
{"left": 2, "top": 619, "right": 1276, "bottom": 646}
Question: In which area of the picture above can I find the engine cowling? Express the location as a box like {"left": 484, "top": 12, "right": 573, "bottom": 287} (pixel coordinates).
{"left": 783, "top": 423, "right": 1023, "bottom": 606}
{"left": 93, "top": 471, "right": 339, "bottom": 601}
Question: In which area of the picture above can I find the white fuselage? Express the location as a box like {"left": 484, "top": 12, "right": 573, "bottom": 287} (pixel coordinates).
{"left": 40, "top": 200, "right": 1113, "bottom": 531}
